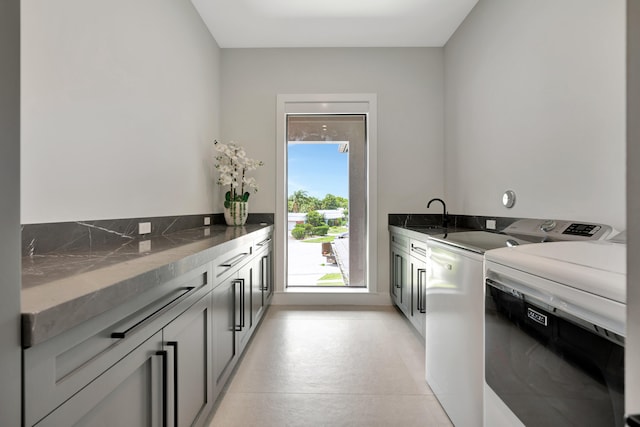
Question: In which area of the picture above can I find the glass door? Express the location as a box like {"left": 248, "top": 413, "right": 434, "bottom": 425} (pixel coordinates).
{"left": 286, "top": 114, "right": 366, "bottom": 288}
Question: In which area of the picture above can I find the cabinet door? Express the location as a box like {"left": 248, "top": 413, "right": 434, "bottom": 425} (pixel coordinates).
{"left": 410, "top": 256, "right": 427, "bottom": 337}
{"left": 391, "top": 246, "right": 410, "bottom": 315}
{"left": 251, "top": 247, "right": 271, "bottom": 326}
{"left": 237, "top": 263, "right": 253, "bottom": 352}
{"left": 255, "top": 235, "right": 274, "bottom": 305}
{"left": 163, "top": 293, "right": 213, "bottom": 427}
{"left": 34, "top": 332, "right": 164, "bottom": 427}
{"left": 212, "top": 276, "right": 238, "bottom": 392}
{"left": 263, "top": 246, "right": 274, "bottom": 303}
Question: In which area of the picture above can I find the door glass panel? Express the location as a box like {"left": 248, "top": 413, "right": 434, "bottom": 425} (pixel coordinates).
{"left": 286, "top": 114, "right": 366, "bottom": 288}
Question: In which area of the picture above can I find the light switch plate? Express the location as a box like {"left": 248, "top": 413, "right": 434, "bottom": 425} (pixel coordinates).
{"left": 486, "top": 219, "right": 496, "bottom": 230}
{"left": 204, "top": 217, "right": 211, "bottom": 225}
{"left": 138, "top": 222, "right": 151, "bottom": 234}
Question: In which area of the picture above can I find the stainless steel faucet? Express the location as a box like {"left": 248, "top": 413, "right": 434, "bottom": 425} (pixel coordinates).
{"left": 427, "top": 198, "right": 448, "bottom": 229}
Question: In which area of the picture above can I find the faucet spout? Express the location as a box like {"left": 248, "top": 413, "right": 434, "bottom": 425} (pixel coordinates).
{"left": 427, "top": 198, "right": 448, "bottom": 229}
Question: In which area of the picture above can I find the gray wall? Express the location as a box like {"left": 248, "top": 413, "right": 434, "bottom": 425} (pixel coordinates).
{"left": 0, "top": 0, "right": 22, "bottom": 424}
{"left": 627, "top": 0, "right": 640, "bottom": 416}
{"left": 220, "top": 47, "right": 445, "bottom": 297}
{"left": 444, "top": 0, "right": 626, "bottom": 230}
{"left": 21, "top": 0, "right": 222, "bottom": 224}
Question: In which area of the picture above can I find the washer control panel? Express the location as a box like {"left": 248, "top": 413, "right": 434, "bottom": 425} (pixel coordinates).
{"left": 503, "top": 219, "right": 613, "bottom": 241}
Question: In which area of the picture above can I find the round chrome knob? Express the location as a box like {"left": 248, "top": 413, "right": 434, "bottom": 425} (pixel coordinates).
{"left": 540, "top": 220, "right": 556, "bottom": 232}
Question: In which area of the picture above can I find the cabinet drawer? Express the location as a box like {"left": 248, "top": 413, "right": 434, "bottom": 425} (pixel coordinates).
{"left": 427, "top": 245, "right": 463, "bottom": 290}
{"left": 409, "top": 239, "right": 428, "bottom": 262}
{"left": 34, "top": 331, "right": 164, "bottom": 427}
{"left": 24, "top": 264, "right": 211, "bottom": 426}
{"left": 390, "top": 232, "right": 410, "bottom": 251}
{"left": 254, "top": 232, "right": 273, "bottom": 252}
{"left": 213, "top": 240, "right": 253, "bottom": 283}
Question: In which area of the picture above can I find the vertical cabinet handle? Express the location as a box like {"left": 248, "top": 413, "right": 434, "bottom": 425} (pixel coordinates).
{"left": 414, "top": 266, "right": 421, "bottom": 315}
{"left": 233, "top": 279, "right": 242, "bottom": 331}
{"left": 394, "top": 255, "right": 401, "bottom": 288}
{"left": 166, "top": 341, "right": 178, "bottom": 427}
{"left": 261, "top": 256, "right": 269, "bottom": 291}
{"left": 155, "top": 350, "right": 168, "bottom": 427}
{"left": 233, "top": 279, "right": 246, "bottom": 330}
{"left": 240, "top": 278, "right": 245, "bottom": 328}
{"left": 418, "top": 268, "right": 427, "bottom": 313}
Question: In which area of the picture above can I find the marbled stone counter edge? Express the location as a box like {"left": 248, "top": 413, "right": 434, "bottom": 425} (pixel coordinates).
{"left": 22, "top": 223, "right": 272, "bottom": 348}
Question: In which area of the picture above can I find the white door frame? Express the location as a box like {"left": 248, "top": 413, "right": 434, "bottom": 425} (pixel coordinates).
{"left": 274, "top": 94, "right": 380, "bottom": 304}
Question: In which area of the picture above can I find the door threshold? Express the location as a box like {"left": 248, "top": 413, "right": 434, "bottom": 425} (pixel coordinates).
{"left": 285, "top": 286, "right": 368, "bottom": 293}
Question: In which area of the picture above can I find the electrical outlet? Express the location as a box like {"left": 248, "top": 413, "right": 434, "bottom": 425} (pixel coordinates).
{"left": 204, "top": 217, "right": 211, "bottom": 225}
{"left": 138, "top": 222, "right": 151, "bottom": 235}
{"left": 486, "top": 219, "right": 496, "bottom": 230}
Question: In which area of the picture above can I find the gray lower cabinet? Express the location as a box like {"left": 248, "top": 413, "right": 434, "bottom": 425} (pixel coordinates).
{"left": 211, "top": 230, "right": 273, "bottom": 396}
{"left": 409, "top": 239, "right": 427, "bottom": 337}
{"left": 35, "top": 330, "right": 164, "bottom": 426}
{"left": 390, "top": 227, "right": 428, "bottom": 337}
{"left": 390, "top": 232, "right": 410, "bottom": 316}
{"left": 24, "top": 226, "right": 274, "bottom": 426}
{"left": 36, "top": 293, "right": 213, "bottom": 427}
{"left": 162, "top": 292, "right": 213, "bottom": 427}
{"left": 252, "top": 239, "right": 273, "bottom": 325}
{"left": 212, "top": 271, "right": 239, "bottom": 394}
{"left": 23, "top": 265, "right": 211, "bottom": 427}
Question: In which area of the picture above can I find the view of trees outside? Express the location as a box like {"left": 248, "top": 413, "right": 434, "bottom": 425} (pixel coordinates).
{"left": 287, "top": 144, "right": 350, "bottom": 287}
{"left": 287, "top": 190, "right": 350, "bottom": 286}
{"left": 288, "top": 190, "right": 348, "bottom": 213}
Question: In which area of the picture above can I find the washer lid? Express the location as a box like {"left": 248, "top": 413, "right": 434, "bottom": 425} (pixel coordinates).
{"left": 428, "top": 231, "right": 532, "bottom": 254}
{"left": 485, "top": 240, "right": 626, "bottom": 303}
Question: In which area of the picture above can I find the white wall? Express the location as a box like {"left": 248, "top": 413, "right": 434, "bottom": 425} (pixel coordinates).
{"left": 0, "top": 0, "right": 22, "bottom": 423}
{"left": 21, "top": 0, "right": 222, "bottom": 224}
{"left": 444, "top": 0, "right": 626, "bottom": 231}
{"left": 220, "top": 47, "right": 444, "bottom": 297}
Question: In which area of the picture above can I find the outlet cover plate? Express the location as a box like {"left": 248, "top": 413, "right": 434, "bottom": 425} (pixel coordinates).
{"left": 138, "top": 222, "right": 152, "bottom": 234}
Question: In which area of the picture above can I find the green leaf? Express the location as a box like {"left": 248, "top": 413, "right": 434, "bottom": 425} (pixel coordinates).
{"left": 225, "top": 191, "right": 231, "bottom": 202}
{"left": 224, "top": 200, "right": 231, "bottom": 208}
{"left": 242, "top": 192, "right": 250, "bottom": 202}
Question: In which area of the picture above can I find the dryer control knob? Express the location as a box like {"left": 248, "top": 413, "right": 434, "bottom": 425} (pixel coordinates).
{"left": 540, "top": 220, "right": 556, "bottom": 232}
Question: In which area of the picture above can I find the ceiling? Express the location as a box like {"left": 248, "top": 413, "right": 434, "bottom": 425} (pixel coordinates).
{"left": 191, "top": 0, "right": 479, "bottom": 48}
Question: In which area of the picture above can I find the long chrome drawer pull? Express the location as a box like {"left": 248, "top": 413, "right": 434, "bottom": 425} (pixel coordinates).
{"left": 411, "top": 244, "right": 427, "bottom": 257}
{"left": 257, "top": 238, "right": 272, "bottom": 247}
{"left": 219, "top": 252, "right": 249, "bottom": 268}
{"left": 111, "top": 287, "right": 195, "bottom": 339}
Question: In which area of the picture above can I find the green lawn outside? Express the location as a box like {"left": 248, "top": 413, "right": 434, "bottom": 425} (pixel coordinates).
{"left": 328, "top": 226, "right": 348, "bottom": 234}
{"left": 302, "top": 236, "right": 335, "bottom": 243}
{"left": 316, "top": 272, "right": 345, "bottom": 286}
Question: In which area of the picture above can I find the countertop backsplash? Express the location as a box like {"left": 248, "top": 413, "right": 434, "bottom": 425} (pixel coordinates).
{"left": 21, "top": 213, "right": 274, "bottom": 257}
{"left": 388, "top": 213, "right": 521, "bottom": 232}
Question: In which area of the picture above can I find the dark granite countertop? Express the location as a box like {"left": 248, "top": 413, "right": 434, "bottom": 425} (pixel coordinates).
{"left": 22, "top": 223, "right": 272, "bottom": 347}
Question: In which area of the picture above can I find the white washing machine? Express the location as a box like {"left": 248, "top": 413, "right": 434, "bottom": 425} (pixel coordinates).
{"left": 424, "top": 219, "right": 613, "bottom": 427}
{"left": 484, "top": 238, "right": 626, "bottom": 427}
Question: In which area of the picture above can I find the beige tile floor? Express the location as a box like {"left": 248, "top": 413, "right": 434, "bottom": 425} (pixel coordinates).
{"left": 207, "top": 305, "right": 453, "bottom": 427}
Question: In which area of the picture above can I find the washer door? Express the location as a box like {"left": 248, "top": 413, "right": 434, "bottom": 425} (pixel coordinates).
{"left": 485, "top": 279, "right": 625, "bottom": 427}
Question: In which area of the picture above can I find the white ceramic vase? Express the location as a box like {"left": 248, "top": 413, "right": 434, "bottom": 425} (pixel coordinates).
{"left": 224, "top": 201, "right": 248, "bottom": 226}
